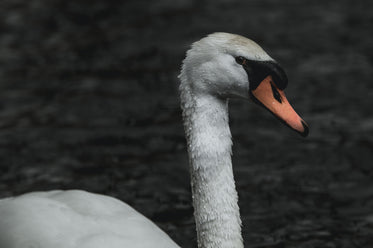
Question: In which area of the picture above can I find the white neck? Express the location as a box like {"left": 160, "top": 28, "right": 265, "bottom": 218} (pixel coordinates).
{"left": 180, "top": 81, "right": 243, "bottom": 248}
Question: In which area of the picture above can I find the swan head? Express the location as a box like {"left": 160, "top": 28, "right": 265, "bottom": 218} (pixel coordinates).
{"left": 180, "top": 32, "right": 308, "bottom": 137}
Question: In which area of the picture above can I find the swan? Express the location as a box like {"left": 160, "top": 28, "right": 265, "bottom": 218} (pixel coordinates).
{"left": 0, "top": 32, "right": 308, "bottom": 248}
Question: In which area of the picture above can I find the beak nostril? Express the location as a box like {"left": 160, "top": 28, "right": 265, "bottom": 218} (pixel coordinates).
{"left": 270, "top": 83, "right": 282, "bottom": 103}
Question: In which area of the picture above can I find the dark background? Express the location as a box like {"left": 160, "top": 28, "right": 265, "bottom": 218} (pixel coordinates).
{"left": 0, "top": 0, "right": 372, "bottom": 247}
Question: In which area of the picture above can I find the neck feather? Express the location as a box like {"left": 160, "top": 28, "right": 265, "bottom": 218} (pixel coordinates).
{"left": 180, "top": 80, "right": 243, "bottom": 248}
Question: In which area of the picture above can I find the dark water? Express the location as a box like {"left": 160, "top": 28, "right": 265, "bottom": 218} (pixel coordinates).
{"left": 0, "top": 0, "right": 372, "bottom": 247}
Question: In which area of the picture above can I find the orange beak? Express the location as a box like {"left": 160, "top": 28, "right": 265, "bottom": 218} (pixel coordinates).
{"left": 250, "top": 75, "right": 309, "bottom": 137}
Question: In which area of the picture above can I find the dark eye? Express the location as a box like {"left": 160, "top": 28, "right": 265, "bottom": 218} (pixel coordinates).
{"left": 235, "top": 56, "right": 246, "bottom": 65}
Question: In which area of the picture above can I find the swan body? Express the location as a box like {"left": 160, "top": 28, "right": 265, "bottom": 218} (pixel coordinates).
{"left": 0, "top": 33, "right": 308, "bottom": 248}
{"left": 0, "top": 190, "right": 179, "bottom": 248}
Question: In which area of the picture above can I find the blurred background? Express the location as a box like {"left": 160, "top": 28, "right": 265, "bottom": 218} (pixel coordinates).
{"left": 0, "top": 0, "right": 372, "bottom": 247}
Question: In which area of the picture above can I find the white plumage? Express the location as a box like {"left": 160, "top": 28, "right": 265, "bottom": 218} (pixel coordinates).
{"left": 0, "top": 190, "right": 179, "bottom": 248}
{"left": 0, "top": 33, "right": 307, "bottom": 248}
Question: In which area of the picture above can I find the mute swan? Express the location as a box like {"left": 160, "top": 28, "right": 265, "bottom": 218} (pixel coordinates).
{"left": 0, "top": 32, "right": 308, "bottom": 248}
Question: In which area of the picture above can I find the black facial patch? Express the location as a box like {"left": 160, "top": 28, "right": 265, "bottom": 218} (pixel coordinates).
{"left": 240, "top": 59, "right": 288, "bottom": 90}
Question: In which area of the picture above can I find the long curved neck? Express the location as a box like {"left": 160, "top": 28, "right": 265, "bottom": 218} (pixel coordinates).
{"left": 180, "top": 82, "right": 243, "bottom": 248}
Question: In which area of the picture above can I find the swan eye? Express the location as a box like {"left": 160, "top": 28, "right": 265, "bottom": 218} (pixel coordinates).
{"left": 235, "top": 56, "right": 246, "bottom": 65}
